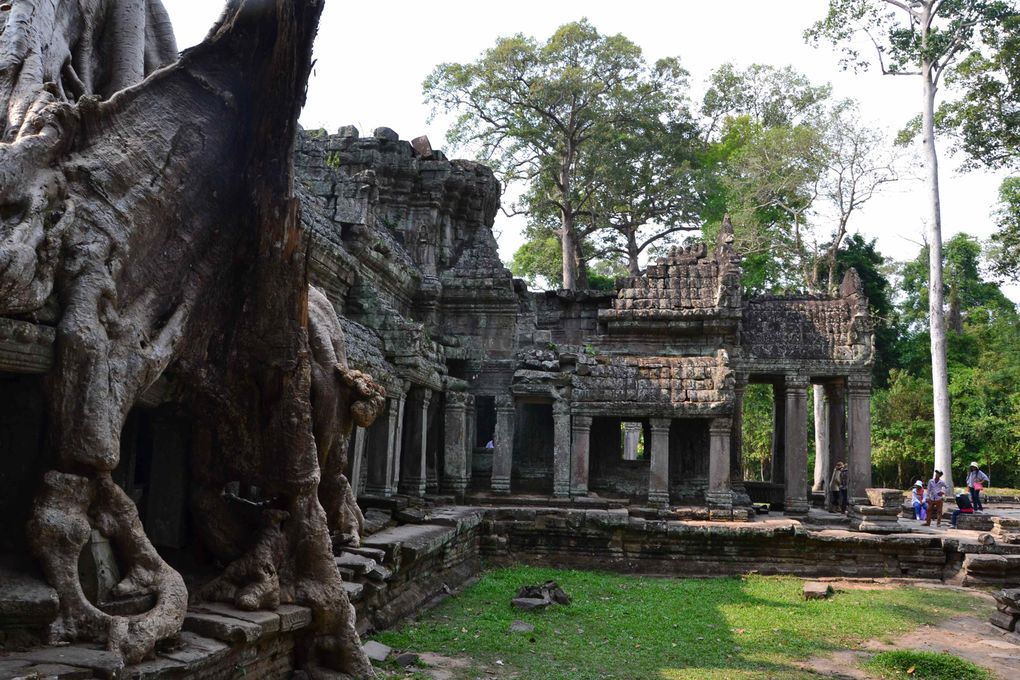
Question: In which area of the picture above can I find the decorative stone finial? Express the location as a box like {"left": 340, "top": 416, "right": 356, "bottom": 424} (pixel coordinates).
{"left": 839, "top": 267, "right": 864, "bottom": 298}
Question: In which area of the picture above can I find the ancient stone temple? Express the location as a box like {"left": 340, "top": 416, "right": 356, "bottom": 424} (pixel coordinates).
{"left": 295, "top": 126, "right": 876, "bottom": 517}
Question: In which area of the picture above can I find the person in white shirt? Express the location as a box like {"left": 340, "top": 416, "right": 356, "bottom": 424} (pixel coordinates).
{"left": 925, "top": 470, "right": 949, "bottom": 528}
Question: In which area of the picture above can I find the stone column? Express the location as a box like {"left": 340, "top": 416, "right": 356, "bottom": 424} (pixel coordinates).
{"left": 465, "top": 394, "right": 476, "bottom": 484}
{"left": 622, "top": 421, "right": 642, "bottom": 460}
{"left": 389, "top": 392, "right": 406, "bottom": 491}
{"left": 348, "top": 426, "right": 367, "bottom": 498}
{"left": 847, "top": 375, "right": 873, "bottom": 505}
{"left": 552, "top": 399, "right": 572, "bottom": 498}
{"left": 784, "top": 375, "right": 809, "bottom": 515}
{"left": 366, "top": 395, "right": 401, "bottom": 496}
{"left": 648, "top": 417, "right": 671, "bottom": 506}
{"left": 771, "top": 379, "right": 787, "bottom": 484}
{"left": 707, "top": 417, "right": 733, "bottom": 509}
{"left": 442, "top": 392, "right": 469, "bottom": 496}
{"left": 400, "top": 388, "right": 430, "bottom": 497}
{"left": 811, "top": 384, "right": 829, "bottom": 492}
{"left": 570, "top": 415, "right": 593, "bottom": 496}
{"left": 730, "top": 375, "right": 747, "bottom": 492}
{"left": 491, "top": 394, "right": 514, "bottom": 494}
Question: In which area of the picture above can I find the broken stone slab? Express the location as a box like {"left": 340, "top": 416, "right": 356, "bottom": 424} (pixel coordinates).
{"left": 342, "top": 580, "right": 364, "bottom": 602}
{"left": 516, "top": 581, "right": 571, "bottom": 605}
{"left": 865, "top": 488, "right": 905, "bottom": 508}
{"left": 157, "top": 631, "right": 230, "bottom": 669}
{"left": 188, "top": 602, "right": 281, "bottom": 636}
{"left": 183, "top": 610, "right": 263, "bottom": 644}
{"left": 16, "top": 644, "right": 125, "bottom": 677}
{"left": 342, "top": 546, "right": 387, "bottom": 562}
{"left": 511, "top": 597, "right": 551, "bottom": 611}
{"left": 410, "top": 135, "right": 433, "bottom": 158}
{"left": 990, "top": 610, "right": 1019, "bottom": 632}
{"left": 366, "top": 563, "right": 393, "bottom": 581}
{"left": 276, "top": 603, "right": 314, "bottom": 632}
{"left": 509, "top": 620, "right": 535, "bottom": 633}
{"left": 336, "top": 552, "right": 378, "bottom": 574}
{"left": 0, "top": 565, "right": 59, "bottom": 626}
{"left": 362, "top": 640, "right": 392, "bottom": 663}
{"left": 394, "top": 651, "right": 419, "bottom": 667}
{"left": 803, "top": 582, "right": 834, "bottom": 600}
{"left": 0, "top": 659, "right": 93, "bottom": 680}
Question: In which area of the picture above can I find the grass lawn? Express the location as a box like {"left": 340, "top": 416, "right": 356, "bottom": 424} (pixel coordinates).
{"left": 373, "top": 566, "right": 986, "bottom": 680}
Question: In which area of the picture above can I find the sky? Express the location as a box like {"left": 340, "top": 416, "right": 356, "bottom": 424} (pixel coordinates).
{"left": 163, "top": 0, "right": 1018, "bottom": 300}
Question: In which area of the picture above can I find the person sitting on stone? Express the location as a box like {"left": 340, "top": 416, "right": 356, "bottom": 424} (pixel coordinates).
{"left": 910, "top": 480, "right": 927, "bottom": 521}
{"left": 966, "top": 461, "right": 990, "bottom": 512}
{"left": 950, "top": 492, "right": 975, "bottom": 528}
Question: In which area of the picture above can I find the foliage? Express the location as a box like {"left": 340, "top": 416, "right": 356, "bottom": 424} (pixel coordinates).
{"left": 990, "top": 175, "right": 1020, "bottom": 281}
{"left": 741, "top": 384, "right": 776, "bottom": 481}
{"left": 864, "top": 651, "right": 992, "bottom": 680}
{"left": 374, "top": 566, "right": 984, "bottom": 680}
{"left": 424, "top": 19, "right": 694, "bottom": 289}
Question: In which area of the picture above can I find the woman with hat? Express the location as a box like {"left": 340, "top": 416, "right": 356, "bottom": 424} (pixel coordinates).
{"left": 910, "top": 480, "right": 927, "bottom": 521}
{"left": 966, "top": 462, "right": 990, "bottom": 512}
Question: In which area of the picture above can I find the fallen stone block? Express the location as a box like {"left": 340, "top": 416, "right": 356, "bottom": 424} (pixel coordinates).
{"left": 990, "top": 610, "right": 1018, "bottom": 632}
{"left": 509, "top": 620, "right": 535, "bottom": 633}
{"left": 803, "top": 582, "right": 833, "bottom": 600}
{"left": 394, "top": 651, "right": 419, "bottom": 667}
{"left": 362, "top": 640, "right": 391, "bottom": 663}
{"left": 511, "top": 597, "right": 551, "bottom": 611}
{"left": 183, "top": 611, "right": 262, "bottom": 644}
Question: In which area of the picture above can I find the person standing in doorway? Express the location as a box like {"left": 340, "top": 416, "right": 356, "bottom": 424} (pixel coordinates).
{"left": 966, "top": 462, "right": 990, "bottom": 512}
{"left": 829, "top": 462, "right": 848, "bottom": 513}
{"left": 925, "top": 469, "right": 949, "bottom": 528}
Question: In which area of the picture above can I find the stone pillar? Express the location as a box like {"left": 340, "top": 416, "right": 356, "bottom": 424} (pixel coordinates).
{"left": 491, "top": 394, "right": 514, "bottom": 494}
{"left": 847, "top": 375, "right": 873, "bottom": 505}
{"left": 442, "top": 392, "right": 469, "bottom": 496}
{"left": 730, "top": 376, "right": 747, "bottom": 495}
{"left": 771, "top": 379, "right": 786, "bottom": 484}
{"left": 400, "top": 388, "right": 430, "bottom": 497}
{"left": 366, "top": 395, "right": 401, "bottom": 497}
{"left": 812, "top": 384, "right": 829, "bottom": 492}
{"left": 707, "top": 417, "right": 733, "bottom": 509}
{"left": 827, "top": 381, "right": 847, "bottom": 471}
{"left": 784, "top": 375, "right": 809, "bottom": 515}
{"left": 465, "top": 394, "right": 476, "bottom": 483}
{"left": 552, "top": 399, "right": 572, "bottom": 498}
{"left": 348, "top": 426, "right": 367, "bottom": 498}
{"left": 389, "top": 392, "right": 406, "bottom": 491}
{"left": 570, "top": 415, "right": 593, "bottom": 496}
{"left": 648, "top": 417, "right": 671, "bottom": 506}
{"left": 622, "top": 421, "right": 642, "bottom": 460}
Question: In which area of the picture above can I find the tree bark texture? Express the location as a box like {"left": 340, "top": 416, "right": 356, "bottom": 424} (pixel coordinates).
{"left": 1, "top": 1, "right": 383, "bottom": 676}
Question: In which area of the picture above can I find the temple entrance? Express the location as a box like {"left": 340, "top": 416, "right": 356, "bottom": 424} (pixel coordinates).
{"left": 668, "top": 418, "right": 710, "bottom": 503}
{"left": 511, "top": 402, "right": 554, "bottom": 493}
{"left": 589, "top": 417, "right": 650, "bottom": 499}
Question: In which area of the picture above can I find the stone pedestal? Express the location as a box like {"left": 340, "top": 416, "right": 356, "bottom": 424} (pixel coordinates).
{"left": 849, "top": 487, "right": 903, "bottom": 533}
{"left": 648, "top": 418, "right": 671, "bottom": 506}
{"left": 783, "top": 376, "right": 809, "bottom": 515}
{"left": 552, "top": 400, "right": 571, "bottom": 498}
{"left": 442, "top": 392, "right": 469, "bottom": 496}
{"left": 570, "top": 415, "right": 592, "bottom": 497}
{"left": 491, "top": 395, "right": 514, "bottom": 494}
{"left": 847, "top": 375, "right": 872, "bottom": 506}
{"left": 707, "top": 417, "right": 733, "bottom": 509}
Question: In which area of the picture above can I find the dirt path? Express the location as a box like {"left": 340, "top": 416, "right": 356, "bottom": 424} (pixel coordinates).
{"left": 802, "top": 614, "right": 1020, "bottom": 679}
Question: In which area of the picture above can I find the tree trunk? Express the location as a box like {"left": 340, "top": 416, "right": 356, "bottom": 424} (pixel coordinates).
{"left": 2, "top": 2, "right": 380, "bottom": 676}
{"left": 561, "top": 212, "right": 578, "bottom": 290}
{"left": 812, "top": 384, "right": 829, "bottom": 492}
{"left": 627, "top": 230, "right": 641, "bottom": 275}
{"left": 922, "top": 59, "right": 954, "bottom": 489}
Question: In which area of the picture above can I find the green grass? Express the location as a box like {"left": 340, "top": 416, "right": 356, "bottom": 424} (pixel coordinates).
{"left": 864, "top": 650, "right": 992, "bottom": 680}
{"left": 372, "top": 566, "right": 985, "bottom": 680}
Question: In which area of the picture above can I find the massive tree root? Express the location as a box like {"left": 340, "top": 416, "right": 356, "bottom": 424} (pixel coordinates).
{"left": 1, "top": 1, "right": 380, "bottom": 676}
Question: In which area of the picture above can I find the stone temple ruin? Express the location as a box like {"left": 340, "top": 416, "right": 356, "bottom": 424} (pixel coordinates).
{"left": 3, "top": 2, "right": 1020, "bottom": 679}
{"left": 296, "top": 125, "right": 876, "bottom": 516}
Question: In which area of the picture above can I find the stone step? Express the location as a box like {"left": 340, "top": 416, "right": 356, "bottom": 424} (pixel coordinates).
{"left": 336, "top": 552, "right": 378, "bottom": 574}
{"left": 342, "top": 580, "right": 364, "bottom": 602}
{"left": 343, "top": 546, "right": 387, "bottom": 562}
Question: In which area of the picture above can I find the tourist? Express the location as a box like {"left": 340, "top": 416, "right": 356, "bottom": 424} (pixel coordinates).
{"left": 924, "top": 469, "right": 949, "bottom": 528}
{"left": 485, "top": 439, "right": 494, "bottom": 449}
{"left": 966, "top": 461, "right": 990, "bottom": 512}
{"left": 829, "top": 462, "right": 848, "bottom": 513}
{"left": 910, "top": 480, "right": 927, "bottom": 521}
{"left": 950, "top": 492, "right": 975, "bottom": 528}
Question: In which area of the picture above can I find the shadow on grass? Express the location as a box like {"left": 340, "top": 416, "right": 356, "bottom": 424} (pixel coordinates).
{"left": 373, "top": 566, "right": 981, "bottom": 680}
